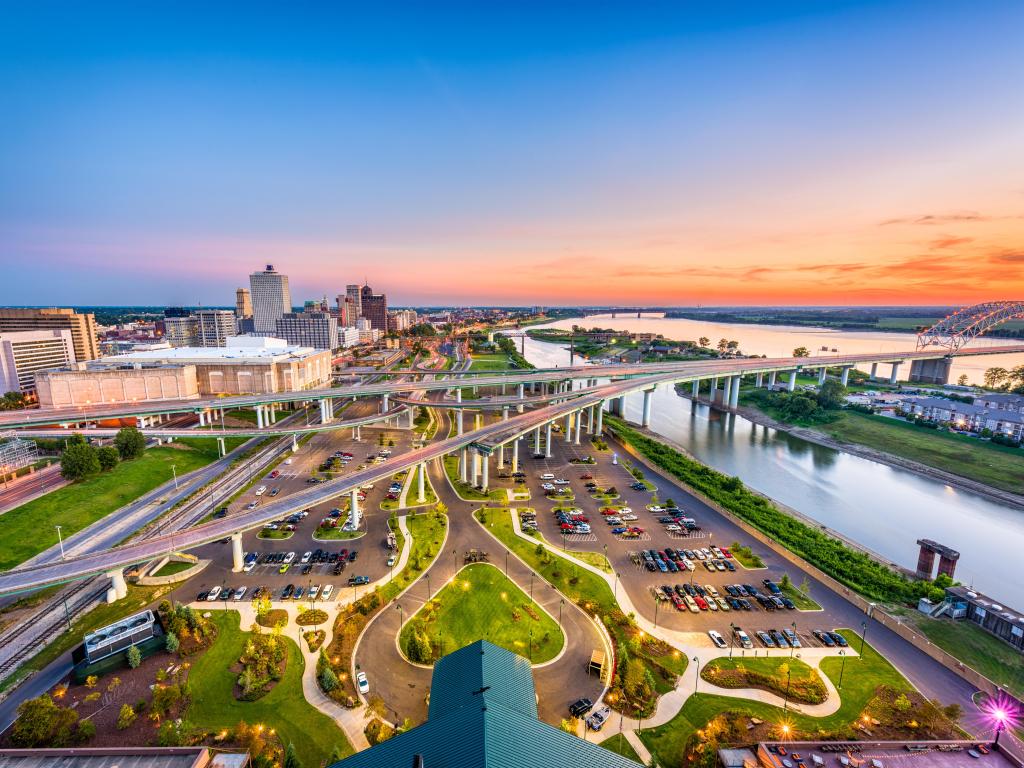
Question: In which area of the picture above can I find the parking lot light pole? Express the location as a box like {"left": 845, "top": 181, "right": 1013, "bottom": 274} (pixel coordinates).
{"left": 426, "top": 573, "right": 431, "bottom": 600}
{"left": 790, "top": 621, "right": 797, "bottom": 658}
{"left": 559, "top": 598, "right": 564, "bottom": 627}
{"left": 396, "top": 602, "right": 404, "bottom": 629}
{"left": 693, "top": 656, "right": 700, "bottom": 696}
{"left": 837, "top": 649, "right": 847, "bottom": 689}
{"left": 55, "top": 525, "right": 65, "bottom": 560}
{"left": 859, "top": 619, "right": 869, "bottom": 659}
{"left": 614, "top": 572, "right": 619, "bottom": 601}
{"left": 505, "top": 549, "right": 508, "bottom": 577}
{"left": 729, "top": 622, "right": 736, "bottom": 658}
{"left": 654, "top": 596, "right": 660, "bottom": 628}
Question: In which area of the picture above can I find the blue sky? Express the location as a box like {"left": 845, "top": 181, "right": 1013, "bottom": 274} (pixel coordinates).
{"left": 2, "top": 1, "right": 1022, "bottom": 305}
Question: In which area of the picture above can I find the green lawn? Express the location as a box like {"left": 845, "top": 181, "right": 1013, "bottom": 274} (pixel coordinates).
{"left": 187, "top": 611, "right": 352, "bottom": 767}
{"left": 816, "top": 411, "right": 1024, "bottom": 495}
{"left": 378, "top": 510, "right": 448, "bottom": 603}
{"left": 600, "top": 733, "right": 642, "bottom": 763}
{"left": 906, "top": 615, "right": 1024, "bottom": 699}
{"left": 729, "top": 542, "right": 765, "bottom": 569}
{"left": 0, "top": 443, "right": 232, "bottom": 570}
{"left": 399, "top": 562, "right": 564, "bottom": 664}
{"left": 442, "top": 455, "right": 508, "bottom": 502}
{"left": 701, "top": 656, "right": 827, "bottom": 704}
{"left": 152, "top": 560, "right": 196, "bottom": 578}
{"left": 312, "top": 526, "right": 364, "bottom": 541}
{"left": 639, "top": 629, "right": 910, "bottom": 765}
{"left": 469, "top": 353, "right": 514, "bottom": 371}
{"left": 779, "top": 579, "right": 822, "bottom": 611}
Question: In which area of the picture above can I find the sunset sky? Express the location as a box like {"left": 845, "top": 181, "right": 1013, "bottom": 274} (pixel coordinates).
{"left": 2, "top": 2, "right": 1023, "bottom": 306}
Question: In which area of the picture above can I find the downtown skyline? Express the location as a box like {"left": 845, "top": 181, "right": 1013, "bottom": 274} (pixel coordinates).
{"left": 2, "top": 1, "right": 1023, "bottom": 306}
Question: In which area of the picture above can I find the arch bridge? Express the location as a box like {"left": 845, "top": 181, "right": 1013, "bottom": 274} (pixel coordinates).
{"left": 917, "top": 301, "right": 1024, "bottom": 352}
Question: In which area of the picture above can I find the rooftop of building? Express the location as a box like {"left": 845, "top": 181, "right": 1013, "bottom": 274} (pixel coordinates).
{"left": 102, "top": 336, "right": 322, "bottom": 364}
{"left": 756, "top": 740, "right": 1020, "bottom": 768}
{"left": 334, "top": 640, "right": 641, "bottom": 768}
{"left": 0, "top": 747, "right": 246, "bottom": 768}
{"left": 946, "top": 586, "right": 1024, "bottom": 626}
{"left": 902, "top": 396, "right": 1024, "bottom": 422}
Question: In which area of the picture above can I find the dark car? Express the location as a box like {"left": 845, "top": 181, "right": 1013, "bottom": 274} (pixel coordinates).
{"left": 349, "top": 550, "right": 359, "bottom": 561}
{"left": 828, "top": 631, "right": 849, "bottom": 647}
{"left": 569, "top": 698, "right": 593, "bottom": 718}
{"left": 348, "top": 575, "right": 370, "bottom": 586}
{"left": 196, "top": 589, "right": 209, "bottom": 601}
{"left": 281, "top": 584, "right": 294, "bottom": 599}
{"left": 814, "top": 630, "right": 835, "bottom": 647}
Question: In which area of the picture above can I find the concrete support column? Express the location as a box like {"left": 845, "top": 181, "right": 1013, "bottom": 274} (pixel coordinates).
{"left": 722, "top": 376, "right": 733, "bottom": 408}
{"left": 269, "top": 404, "right": 277, "bottom": 425}
{"left": 354, "top": 425, "right": 361, "bottom": 441}
{"left": 381, "top": 394, "right": 390, "bottom": 414}
{"left": 890, "top": 363, "right": 900, "bottom": 385}
{"left": 755, "top": 372, "right": 763, "bottom": 388}
{"left": 841, "top": 366, "right": 852, "bottom": 386}
{"left": 817, "top": 368, "right": 827, "bottom": 385}
{"left": 231, "top": 532, "right": 244, "bottom": 573}
{"left": 497, "top": 443, "right": 505, "bottom": 469}
{"left": 456, "top": 410, "right": 464, "bottom": 436}
{"left": 407, "top": 407, "right": 415, "bottom": 429}
{"left": 768, "top": 371, "right": 777, "bottom": 387}
{"left": 502, "top": 407, "right": 509, "bottom": 421}
{"left": 711, "top": 377, "right": 719, "bottom": 402}
{"left": 595, "top": 403, "right": 604, "bottom": 435}
{"left": 534, "top": 427, "right": 541, "bottom": 454}
{"left": 198, "top": 410, "right": 206, "bottom": 427}
{"left": 545, "top": 423, "right": 553, "bottom": 457}
{"left": 617, "top": 395, "right": 626, "bottom": 416}
{"left": 472, "top": 450, "right": 481, "bottom": 486}
{"left": 587, "top": 405, "right": 595, "bottom": 434}
{"left": 729, "top": 375, "right": 740, "bottom": 408}
{"left": 512, "top": 438, "right": 519, "bottom": 473}
{"left": 256, "top": 405, "right": 265, "bottom": 429}
{"left": 292, "top": 434, "right": 299, "bottom": 452}
{"left": 574, "top": 411, "right": 582, "bottom": 444}
{"left": 320, "top": 398, "right": 333, "bottom": 423}
{"left": 217, "top": 437, "right": 226, "bottom": 457}
{"left": 564, "top": 413, "right": 573, "bottom": 442}
{"left": 417, "top": 462, "right": 426, "bottom": 503}
{"left": 350, "top": 489, "right": 360, "bottom": 519}
{"left": 460, "top": 448, "right": 468, "bottom": 482}
{"left": 788, "top": 371, "right": 797, "bottom": 392}
{"left": 106, "top": 569, "right": 128, "bottom": 603}
{"left": 870, "top": 362, "right": 878, "bottom": 381}
{"left": 517, "top": 382, "right": 525, "bottom": 413}
{"left": 691, "top": 380, "right": 700, "bottom": 398}
{"left": 481, "top": 450, "right": 489, "bottom": 491}
{"left": 642, "top": 388, "right": 654, "bottom": 427}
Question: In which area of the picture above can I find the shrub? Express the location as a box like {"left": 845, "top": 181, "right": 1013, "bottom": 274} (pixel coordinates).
{"left": 10, "top": 695, "right": 79, "bottom": 747}
{"left": 76, "top": 719, "right": 97, "bottom": 742}
{"left": 126, "top": 645, "right": 142, "bottom": 669}
{"left": 165, "top": 632, "right": 180, "bottom": 653}
{"left": 116, "top": 704, "right": 137, "bottom": 730}
{"left": 114, "top": 427, "right": 146, "bottom": 460}
{"left": 97, "top": 445, "right": 120, "bottom": 471}
{"left": 60, "top": 443, "right": 100, "bottom": 481}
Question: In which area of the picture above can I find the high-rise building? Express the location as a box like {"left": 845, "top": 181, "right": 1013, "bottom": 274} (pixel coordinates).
{"left": 0, "top": 307, "right": 99, "bottom": 362}
{"left": 345, "top": 284, "right": 362, "bottom": 326}
{"left": 274, "top": 311, "right": 339, "bottom": 350}
{"left": 360, "top": 283, "right": 388, "bottom": 331}
{"left": 0, "top": 330, "right": 76, "bottom": 393}
{"left": 195, "top": 309, "right": 237, "bottom": 347}
{"left": 235, "top": 288, "right": 252, "bottom": 318}
{"left": 163, "top": 313, "right": 199, "bottom": 347}
{"left": 249, "top": 264, "right": 292, "bottom": 334}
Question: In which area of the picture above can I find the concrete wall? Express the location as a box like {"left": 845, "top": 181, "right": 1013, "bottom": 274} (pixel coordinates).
{"left": 37, "top": 365, "right": 200, "bottom": 408}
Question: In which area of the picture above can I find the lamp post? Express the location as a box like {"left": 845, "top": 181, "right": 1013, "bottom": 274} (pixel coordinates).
{"left": 530, "top": 571, "right": 534, "bottom": 601}
{"left": 171, "top": 463, "right": 178, "bottom": 490}
{"left": 558, "top": 598, "right": 564, "bottom": 628}
{"left": 783, "top": 653, "right": 799, "bottom": 712}
{"left": 790, "top": 621, "right": 797, "bottom": 658}
{"left": 505, "top": 549, "right": 509, "bottom": 577}
{"left": 837, "top": 649, "right": 847, "bottom": 689}
{"left": 55, "top": 525, "right": 65, "bottom": 560}
{"left": 395, "top": 602, "right": 404, "bottom": 629}
{"left": 692, "top": 656, "right": 700, "bottom": 696}
{"left": 729, "top": 622, "right": 736, "bottom": 658}
{"left": 654, "top": 595, "right": 660, "bottom": 628}
{"left": 859, "top": 619, "right": 869, "bottom": 659}
{"left": 426, "top": 573, "right": 431, "bottom": 600}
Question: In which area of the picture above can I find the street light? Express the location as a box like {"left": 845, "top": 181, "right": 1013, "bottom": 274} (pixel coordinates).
{"left": 171, "top": 464, "right": 178, "bottom": 490}
{"left": 729, "top": 622, "right": 736, "bottom": 658}
{"left": 505, "top": 549, "right": 509, "bottom": 577}
{"left": 654, "top": 595, "right": 660, "bottom": 628}
{"left": 837, "top": 649, "right": 847, "bottom": 689}
{"left": 783, "top": 653, "right": 800, "bottom": 712}
{"left": 395, "top": 602, "right": 404, "bottom": 629}
{"left": 790, "top": 621, "right": 797, "bottom": 658}
{"left": 55, "top": 525, "right": 65, "bottom": 560}
{"left": 558, "top": 598, "right": 564, "bottom": 627}
{"left": 859, "top": 619, "right": 869, "bottom": 659}
{"left": 692, "top": 656, "right": 700, "bottom": 696}
{"left": 614, "top": 572, "right": 619, "bottom": 601}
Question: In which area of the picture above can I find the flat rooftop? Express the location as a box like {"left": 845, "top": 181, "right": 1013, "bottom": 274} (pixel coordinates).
{"left": 758, "top": 740, "right": 1020, "bottom": 768}
{"left": 947, "top": 586, "right": 1024, "bottom": 627}
{"left": 0, "top": 748, "right": 213, "bottom": 768}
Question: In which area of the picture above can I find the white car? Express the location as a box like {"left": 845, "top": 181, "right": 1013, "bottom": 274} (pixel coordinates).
{"left": 683, "top": 558, "right": 695, "bottom": 571}
{"left": 540, "top": 473, "right": 555, "bottom": 480}
{"left": 694, "top": 549, "right": 706, "bottom": 560}
{"left": 284, "top": 551, "right": 296, "bottom": 564}
{"left": 708, "top": 630, "right": 728, "bottom": 649}
{"left": 301, "top": 551, "right": 312, "bottom": 564}
{"left": 705, "top": 585, "right": 720, "bottom": 598}
{"left": 255, "top": 485, "right": 267, "bottom": 496}
{"left": 247, "top": 501, "right": 260, "bottom": 510}
{"left": 233, "top": 586, "right": 247, "bottom": 601}
{"left": 356, "top": 671, "right": 370, "bottom": 695}
{"left": 541, "top": 483, "right": 555, "bottom": 491}
{"left": 308, "top": 584, "right": 320, "bottom": 599}
{"left": 618, "top": 507, "right": 632, "bottom": 515}
{"left": 360, "top": 483, "right": 375, "bottom": 490}
{"left": 387, "top": 554, "right": 397, "bottom": 567}
{"left": 206, "top": 586, "right": 221, "bottom": 601}
{"left": 553, "top": 479, "right": 570, "bottom": 485}
{"left": 648, "top": 505, "right": 664, "bottom": 513}
{"left": 321, "top": 584, "right": 334, "bottom": 600}
{"left": 243, "top": 561, "right": 256, "bottom": 573}
{"left": 665, "top": 524, "right": 681, "bottom": 532}
{"left": 621, "top": 513, "right": 638, "bottom": 522}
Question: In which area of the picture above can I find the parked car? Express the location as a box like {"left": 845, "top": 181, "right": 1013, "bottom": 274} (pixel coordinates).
{"left": 206, "top": 586, "right": 221, "bottom": 601}
{"left": 569, "top": 698, "right": 593, "bottom": 718}
{"left": 586, "top": 705, "right": 611, "bottom": 731}
{"left": 708, "top": 630, "right": 728, "bottom": 649}
{"left": 356, "top": 671, "right": 370, "bottom": 695}
{"left": 733, "top": 627, "right": 754, "bottom": 649}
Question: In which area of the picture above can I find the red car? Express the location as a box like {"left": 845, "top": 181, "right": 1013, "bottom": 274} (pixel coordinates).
{"left": 628, "top": 526, "right": 644, "bottom": 534}
{"left": 580, "top": 473, "right": 594, "bottom": 480}
{"left": 694, "top": 595, "right": 709, "bottom": 611}
{"left": 600, "top": 509, "right": 617, "bottom": 516}
{"left": 721, "top": 547, "right": 732, "bottom": 558}
{"left": 269, "top": 470, "right": 280, "bottom": 479}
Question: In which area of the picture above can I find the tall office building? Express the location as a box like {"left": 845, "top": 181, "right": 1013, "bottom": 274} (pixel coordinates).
{"left": 163, "top": 309, "right": 198, "bottom": 347}
{"left": 235, "top": 288, "right": 252, "bottom": 318}
{"left": 195, "top": 309, "right": 237, "bottom": 347}
{"left": 345, "top": 284, "right": 362, "bottom": 326}
{"left": 360, "top": 284, "right": 388, "bottom": 331}
{"left": 275, "top": 311, "right": 338, "bottom": 350}
{"left": 0, "top": 330, "right": 76, "bottom": 393}
{"left": 249, "top": 264, "right": 292, "bottom": 334}
{"left": 0, "top": 307, "right": 99, "bottom": 362}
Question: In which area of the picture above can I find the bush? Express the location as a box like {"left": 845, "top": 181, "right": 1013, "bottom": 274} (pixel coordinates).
{"left": 126, "top": 645, "right": 142, "bottom": 669}
{"left": 116, "top": 704, "right": 137, "bottom": 730}
{"left": 165, "top": 632, "right": 180, "bottom": 653}
{"left": 76, "top": 719, "right": 97, "bottom": 742}
{"left": 10, "top": 694, "right": 79, "bottom": 747}
{"left": 115, "top": 427, "right": 146, "bottom": 460}
{"left": 60, "top": 443, "right": 100, "bottom": 481}
{"left": 318, "top": 665, "right": 338, "bottom": 693}
{"left": 295, "top": 609, "right": 328, "bottom": 626}
{"left": 97, "top": 445, "right": 120, "bottom": 471}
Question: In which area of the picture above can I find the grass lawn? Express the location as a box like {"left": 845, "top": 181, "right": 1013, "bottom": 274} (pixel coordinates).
{"left": 816, "top": 411, "right": 1024, "bottom": 495}
{"left": 729, "top": 542, "right": 765, "bottom": 569}
{"left": 257, "top": 529, "right": 294, "bottom": 540}
{"left": 905, "top": 614, "right": 1024, "bottom": 699}
{"left": 468, "top": 353, "right": 514, "bottom": 371}
{"left": 0, "top": 443, "right": 231, "bottom": 570}
{"left": 187, "top": 611, "right": 352, "bottom": 767}
{"left": 399, "top": 562, "right": 564, "bottom": 664}
{"left": 639, "top": 629, "right": 910, "bottom": 765}
{"left": 223, "top": 408, "right": 259, "bottom": 424}
{"left": 312, "top": 526, "right": 364, "bottom": 541}
{"left": 379, "top": 510, "right": 448, "bottom": 603}
{"left": 779, "top": 579, "right": 822, "bottom": 611}
{"left": 600, "top": 733, "right": 642, "bottom": 762}
{"left": 442, "top": 455, "right": 508, "bottom": 502}
{"left": 152, "top": 560, "right": 196, "bottom": 578}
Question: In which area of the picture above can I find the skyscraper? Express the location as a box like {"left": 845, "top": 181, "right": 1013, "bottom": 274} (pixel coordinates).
{"left": 235, "top": 287, "right": 252, "bottom": 318}
{"left": 0, "top": 307, "right": 99, "bottom": 362}
{"left": 196, "top": 309, "right": 237, "bottom": 347}
{"left": 249, "top": 265, "right": 291, "bottom": 335}
{"left": 360, "top": 284, "right": 388, "bottom": 331}
{"left": 345, "top": 284, "right": 362, "bottom": 327}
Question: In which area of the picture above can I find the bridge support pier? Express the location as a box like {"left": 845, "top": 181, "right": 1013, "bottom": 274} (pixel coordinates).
{"left": 417, "top": 462, "right": 426, "bottom": 503}
{"left": 350, "top": 489, "right": 360, "bottom": 520}
{"left": 534, "top": 427, "right": 541, "bottom": 454}
{"left": 406, "top": 407, "right": 415, "bottom": 429}
{"left": 217, "top": 437, "right": 226, "bottom": 457}
{"left": 729, "top": 375, "right": 740, "bottom": 408}
{"left": 574, "top": 411, "right": 582, "bottom": 444}
{"left": 512, "top": 438, "right": 519, "bottom": 473}
{"left": 841, "top": 366, "right": 852, "bottom": 386}
{"left": 460, "top": 448, "right": 468, "bottom": 483}
{"left": 545, "top": 423, "right": 553, "bottom": 458}
{"left": 642, "top": 388, "right": 654, "bottom": 427}
{"left": 231, "top": 532, "right": 244, "bottom": 573}
{"left": 517, "top": 383, "right": 525, "bottom": 414}
{"left": 869, "top": 362, "right": 878, "bottom": 381}
{"left": 889, "top": 362, "right": 901, "bottom": 385}
{"left": 472, "top": 450, "right": 481, "bottom": 487}
{"left": 106, "top": 569, "right": 128, "bottom": 603}
{"left": 787, "top": 371, "right": 797, "bottom": 392}
{"left": 691, "top": 380, "right": 700, "bottom": 399}
{"left": 292, "top": 434, "right": 299, "bottom": 452}
{"left": 353, "top": 425, "right": 361, "bottom": 441}
{"left": 256, "top": 405, "right": 265, "bottom": 429}
{"left": 502, "top": 406, "right": 509, "bottom": 422}
{"left": 456, "top": 390, "right": 463, "bottom": 435}
{"left": 481, "top": 450, "right": 489, "bottom": 492}
{"left": 497, "top": 443, "right": 505, "bottom": 469}
{"left": 818, "top": 368, "right": 827, "bottom": 386}
{"left": 381, "top": 394, "right": 390, "bottom": 415}
{"left": 755, "top": 372, "right": 763, "bottom": 388}
{"left": 320, "top": 398, "right": 333, "bottom": 423}
{"left": 768, "top": 371, "right": 777, "bottom": 388}
{"left": 595, "top": 403, "right": 604, "bottom": 435}
{"left": 269, "top": 404, "right": 277, "bottom": 425}
{"left": 722, "top": 377, "right": 733, "bottom": 408}
{"left": 198, "top": 410, "right": 206, "bottom": 427}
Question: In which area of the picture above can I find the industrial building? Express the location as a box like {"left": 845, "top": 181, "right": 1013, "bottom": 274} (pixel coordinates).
{"left": 941, "top": 586, "right": 1024, "bottom": 654}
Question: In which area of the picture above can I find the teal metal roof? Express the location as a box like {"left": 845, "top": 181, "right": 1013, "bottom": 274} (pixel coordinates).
{"left": 334, "top": 641, "right": 641, "bottom": 768}
{"left": 428, "top": 640, "right": 537, "bottom": 720}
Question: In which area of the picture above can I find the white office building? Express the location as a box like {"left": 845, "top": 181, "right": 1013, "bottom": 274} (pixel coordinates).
{"left": 196, "top": 309, "right": 238, "bottom": 347}
{"left": 0, "top": 329, "right": 77, "bottom": 393}
{"left": 250, "top": 264, "right": 292, "bottom": 334}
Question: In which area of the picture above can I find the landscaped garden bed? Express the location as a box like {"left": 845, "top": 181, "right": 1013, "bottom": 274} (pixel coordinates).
{"left": 700, "top": 657, "right": 827, "bottom": 704}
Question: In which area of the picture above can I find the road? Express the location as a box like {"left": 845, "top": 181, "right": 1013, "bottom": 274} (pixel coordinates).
{"left": 0, "top": 464, "right": 65, "bottom": 514}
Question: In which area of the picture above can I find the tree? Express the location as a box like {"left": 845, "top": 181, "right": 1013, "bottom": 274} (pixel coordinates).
{"left": 165, "top": 632, "right": 180, "bottom": 653}
{"left": 116, "top": 704, "right": 137, "bottom": 730}
{"left": 956, "top": 374, "right": 969, "bottom": 386}
{"left": 115, "top": 427, "right": 146, "bottom": 460}
{"left": 0, "top": 391, "right": 27, "bottom": 410}
{"left": 127, "top": 645, "right": 142, "bottom": 669}
{"left": 559, "top": 717, "right": 580, "bottom": 735}
{"left": 61, "top": 443, "right": 100, "bottom": 481}
{"left": 97, "top": 445, "right": 120, "bottom": 471}
{"left": 318, "top": 664, "right": 338, "bottom": 692}
{"left": 816, "top": 379, "right": 846, "bottom": 410}
{"left": 792, "top": 346, "right": 810, "bottom": 358}
{"left": 698, "top": 336, "right": 710, "bottom": 348}
{"left": 984, "top": 367, "right": 1009, "bottom": 390}
{"left": 66, "top": 432, "right": 88, "bottom": 447}
{"left": 716, "top": 338, "right": 730, "bottom": 354}
{"left": 76, "top": 718, "right": 97, "bottom": 742}
{"left": 10, "top": 694, "right": 79, "bottom": 747}
{"left": 283, "top": 742, "right": 301, "bottom": 768}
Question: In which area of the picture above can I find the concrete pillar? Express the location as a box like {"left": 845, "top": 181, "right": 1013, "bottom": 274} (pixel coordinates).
{"left": 587, "top": 405, "right": 595, "bottom": 434}
{"left": 545, "top": 423, "right": 553, "bottom": 457}
{"left": 755, "top": 372, "right": 763, "bottom": 388}
{"left": 503, "top": 407, "right": 509, "bottom": 421}
{"left": 137, "top": 416, "right": 146, "bottom": 429}
{"left": 768, "top": 371, "right": 777, "bottom": 387}
{"left": 256, "top": 405, "right": 265, "bottom": 429}
{"left": 472, "top": 450, "right": 481, "bottom": 486}
{"left": 475, "top": 413, "right": 482, "bottom": 431}
{"left": 642, "top": 388, "right": 654, "bottom": 427}
{"left": 889, "top": 362, "right": 900, "bottom": 385}
{"left": 729, "top": 376, "right": 740, "bottom": 408}
{"left": 460, "top": 448, "right": 468, "bottom": 482}
{"left": 595, "top": 403, "right": 604, "bottom": 435}
{"left": 481, "top": 450, "right": 489, "bottom": 491}
{"left": 691, "top": 380, "right": 699, "bottom": 398}
{"left": 841, "top": 366, "right": 852, "bottom": 387}
{"left": 512, "top": 438, "right": 519, "bottom": 473}
{"left": 457, "top": 410, "right": 464, "bottom": 436}
{"left": 381, "top": 394, "right": 390, "bottom": 414}
{"left": 292, "top": 434, "right": 298, "bottom": 452}
{"left": 407, "top": 407, "right": 415, "bottom": 429}
{"left": 711, "top": 377, "right": 719, "bottom": 402}
{"left": 788, "top": 371, "right": 797, "bottom": 392}
{"left": 320, "top": 399, "right": 333, "bottom": 423}
{"left": 106, "top": 569, "right": 128, "bottom": 602}
{"left": 498, "top": 443, "right": 505, "bottom": 469}
{"left": 564, "top": 413, "right": 573, "bottom": 442}
{"left": 517, "top": 382, "right": 524, "bottom": 401}
{"left": 231, "top": 532, "right": 244, "bottom": 573}
{"left": 574, "top": 411, "right": 582, "bottom": 444}
{"left": 870, "top": 362, "right": 878, "bottom": 381}
{"left": 417, "top": 462, "right": 426, "bottom": 503}
{"left": 217, "top": 437, "right": 226, "bottom": 457}
{"left": 198, "top": 410, "right": 206, "bottom": 427}
{"left": 534, "top": 427, "right": 541, "bottom": 454}
{"left": 355, "top": 425, "right": 361, "bottom": 441}
{"left": 818, "top": 368, "right": 827, "bottom": 386}
{"left": 351, "top": 489, "right": 360, "bottom": 519}
{"left": 269, "top": 404, "right": 277, "bottom": 424}
{"left": 722, "top": 376, "right": 733, "bottom": 408}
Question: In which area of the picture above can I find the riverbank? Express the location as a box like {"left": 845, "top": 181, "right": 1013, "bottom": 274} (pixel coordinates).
{"left": 715, "top": 396, "right": 1024, "bottom": 511}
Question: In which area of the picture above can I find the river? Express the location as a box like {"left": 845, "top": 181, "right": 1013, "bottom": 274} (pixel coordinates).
{"left": 515, "top": 314, "right": 1024, "bottom": 601}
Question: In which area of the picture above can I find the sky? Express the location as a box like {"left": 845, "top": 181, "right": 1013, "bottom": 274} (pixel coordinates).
{"left": 1, "top": 1, "right": 1023, "bottom": 307}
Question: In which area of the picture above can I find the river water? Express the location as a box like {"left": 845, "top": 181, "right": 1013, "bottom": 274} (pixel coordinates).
{"left": 515, "top": 314, "right": 1024, "bottom": 601}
